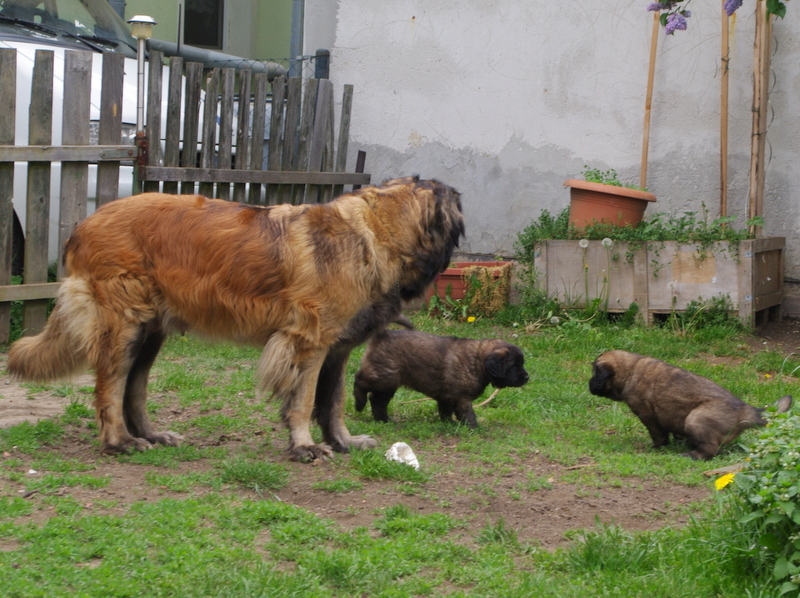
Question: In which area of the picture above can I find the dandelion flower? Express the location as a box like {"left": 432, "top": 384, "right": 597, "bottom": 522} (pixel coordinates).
{"left": 578, "top": 239, "right": 590, "bottom": 249}
{"left": 467, "top": 316, "right": 476, "bottom": 323}
{"left": 602, "top": 238, "right": 613, "bottom": 248}
{"left": 550, "top": 316, "right": 560, "bottom": 325}
{"left": 714, "top": 473, "right": 735, "bottom": 490}
{"left": 765, "top": 374, "right": 772, "bottom": 379}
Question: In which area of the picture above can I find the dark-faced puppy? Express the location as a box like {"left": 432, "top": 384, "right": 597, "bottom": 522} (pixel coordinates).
{"left": 354, "top": 330, "right": 529, "bottom": 427}
{"left": 589, "top": 349, "right": 792, "bottom": 460}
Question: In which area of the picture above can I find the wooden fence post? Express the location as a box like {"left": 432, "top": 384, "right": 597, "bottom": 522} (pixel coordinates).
{"left": 0, "top": 48, "right": 15, "bottom": 342}
{"left": 23, "top": 50, "right": 54, "bottom": 334}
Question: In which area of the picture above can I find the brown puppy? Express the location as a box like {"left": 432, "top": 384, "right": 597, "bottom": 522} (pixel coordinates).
{"left": 7, "top": 177, "right": 464, "bottom": 461}
{"left": 589, "top": 349, "right": 792, "bottom": 460}
{"left": 354, "top": 330, "right": 529, "bottom": 427}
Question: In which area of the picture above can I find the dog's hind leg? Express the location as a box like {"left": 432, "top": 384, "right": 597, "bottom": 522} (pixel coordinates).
{"left": 683, "top": 408, "right": 726, "bottom": 460}
{"left": 93, "top": 322, "right": 155, "bottom": 455}
{"left": 315, "top": 349, "right": 377, "bottom": 453}
{"left": 123, "top": 327, "right": 182, "bottom": 447}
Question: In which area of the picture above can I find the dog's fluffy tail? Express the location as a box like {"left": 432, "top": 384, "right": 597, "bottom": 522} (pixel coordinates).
{"left": 6, "top": 278, "right": 94, "bottom": 382}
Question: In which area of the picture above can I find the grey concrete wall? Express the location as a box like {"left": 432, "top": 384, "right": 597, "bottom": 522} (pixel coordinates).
{"left": 325, "top": 0, "right": 800, "bottom": 309}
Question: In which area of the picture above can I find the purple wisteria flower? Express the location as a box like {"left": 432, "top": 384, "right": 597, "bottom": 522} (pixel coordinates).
{"left": 664, "top": 12, "right": 688, "bottom": 34}
{"left": 647, "top": 1, "right": 677, "bottom": 10}
{"left": 724, "top": 0, "right": 744, "bottom": 16}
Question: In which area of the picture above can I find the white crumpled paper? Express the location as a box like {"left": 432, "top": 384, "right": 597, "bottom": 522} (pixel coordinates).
{"left": 384, "top": 442, "right": 420, "bottom": 470}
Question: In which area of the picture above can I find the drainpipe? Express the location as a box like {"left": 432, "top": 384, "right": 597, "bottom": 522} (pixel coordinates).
{"left": 290, "top": 0, "right": 304, "bottom": 77}
{"left": 108, "top": 0, "right": 125, "bottom": 19}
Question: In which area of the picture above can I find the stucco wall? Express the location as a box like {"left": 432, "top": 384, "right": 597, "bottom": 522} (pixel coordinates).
{"left": 328, "top": 0, "right": 800, "bottom": 295}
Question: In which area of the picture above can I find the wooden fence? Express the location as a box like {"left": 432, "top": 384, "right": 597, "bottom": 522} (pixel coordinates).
{"left": 0, "top": 49, "right": 370, "bottom": 343}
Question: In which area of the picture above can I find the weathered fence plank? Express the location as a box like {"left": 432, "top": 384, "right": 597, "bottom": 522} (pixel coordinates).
{"left": 23, "top": 50, "right": 54, "bottom": 334}
{"left": 278, "top": 77, "right": 303, "bottom": 204}
{"left": 142, "top": 50, "right": 163, "bottom": 194}
{"left": 247, "top": 72, "right": 269, "bottom": 205}
{"left": 58, "top": 51, "right": 92, "bottom": 279}
{"left": 198, "top": 68, "right": 219, "bottom": 198}
{"left": 216, "top": 68, "right": 235, "bottom": 200}
{"left": 333, "top": 84, "right": 354, "bottom": 199}
{"left": 180, "top": 61, "right": 203, "bottom": 196}
{"left": 232, "top": 70, "right": 251, "bottom": 204}
{"left": 0, "top": 48, "right": 15, "bottom": 340}
{"left": 97, "top": 52, "right": 125, "bottom": 204}
{"left": 162, "top": 56, "right": 183, "bottom": 195}
{"left": 140, "top": 167, "right": 370, "bottom": 186}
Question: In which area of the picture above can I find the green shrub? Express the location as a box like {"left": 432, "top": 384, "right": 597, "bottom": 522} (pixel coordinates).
{"left": 727, "top": 410, "right": 800, "bottom": 595}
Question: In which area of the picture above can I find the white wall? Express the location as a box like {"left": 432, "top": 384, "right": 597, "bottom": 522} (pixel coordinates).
{"left": 327, "top": 0, "right": 800, "bottom": 292}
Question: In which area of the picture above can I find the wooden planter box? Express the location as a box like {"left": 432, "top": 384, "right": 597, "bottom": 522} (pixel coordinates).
{"left": 532, "top": 238, "right": 784, "bottom": 326}
{"left": 425, "top": 261, "right": 512, "bottom": 316}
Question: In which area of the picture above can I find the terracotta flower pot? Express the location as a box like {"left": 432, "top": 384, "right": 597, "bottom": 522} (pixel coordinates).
{"left": 565, "top": 179, "right": 656, "bottom": 229}
{"left": 425, "top": 261, "right": 512, "bottom": 316}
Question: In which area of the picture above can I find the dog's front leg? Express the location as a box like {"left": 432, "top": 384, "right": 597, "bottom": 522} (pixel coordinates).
{"left": 315, "top": 349, "right": 377, "bottom": 453}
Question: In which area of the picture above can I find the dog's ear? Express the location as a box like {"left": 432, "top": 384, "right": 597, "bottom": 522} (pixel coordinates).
{"left": 485, "top": 346, "right": 511, "bottom": 382}
{"left": 589, "top": 361, "right": 615, "bottom": 397}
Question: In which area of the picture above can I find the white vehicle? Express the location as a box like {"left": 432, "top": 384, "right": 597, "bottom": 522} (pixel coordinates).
{"left": 2, "top": 0, "right": 284, "bottom": 267}
{"left": 1, "top": 0, "right": 142, "bottom": 265}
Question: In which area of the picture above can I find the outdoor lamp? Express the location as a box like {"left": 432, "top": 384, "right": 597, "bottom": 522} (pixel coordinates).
{"left": 127, "top": 15, "right": 156, "bottom": 41}
{"left": 127, "top": 15, "right": 156, "bottom": 134}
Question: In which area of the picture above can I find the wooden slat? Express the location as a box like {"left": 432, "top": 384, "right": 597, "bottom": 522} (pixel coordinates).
{"left": 278, "top": 77, "right": 302, "bottom": 204}
{"left": 216, "top": 68, "right": 235, "bottom": 200}
{"left": 180, "top": 61, "right": 203, "bottom": 195}
{"left": 247, "top": 72, "right": 268, "bottom": 205}
{"left": 0, "top": 145, "right": 134, "bottom": 161}
{"left": 162, "top": 56, "right": 183, "bottom": 195}
{"left": 0, "top": 282, "right": 60, "bottom": 302}
{"left": 58, "top": 51, "right": 92, "bottom": 279}
{"left": 294, "top": 78, "right": 318, "bottom": 204}
{"left": 306, "top": 79, "right": 331, "bottom": 204}
{"left": 319, "top": 81, "right": 336, "bottom": 203}
{"left": 198, "top": 68, "right": 219, "bottom": 198}
{"left": 23, "top": 50, "right": 54, "bottom": 335}
{"left": 332, "top": 84, "right": 353, "bottom": 198}
{"left": 96, "top": 52, "right": 125, "bottom": 204}
{"left": 265, "top": 75, "right": 286, "bottom": 205}
{"left": 140, "top": 166, "right": 371, "bottom": 186}
{"left": 0, "top": 48, "right": 16, "bottom": 342}
{"left": 232, "top": 69, "right": 251, "bottom": 204}
{"left": 142, "top": 50, "right": 163, "bottom": 194}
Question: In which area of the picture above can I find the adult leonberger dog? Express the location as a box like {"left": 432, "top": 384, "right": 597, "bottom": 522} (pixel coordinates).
{"left": 589, "top": 349, "right": 792, "bottom": 460}
{"left": 7, "top": 176, "right": 465, "bottom": 461}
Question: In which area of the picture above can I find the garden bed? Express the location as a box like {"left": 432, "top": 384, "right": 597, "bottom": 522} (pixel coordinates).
{"left": 532, "top": 237, "right": 784, "bottom": 326}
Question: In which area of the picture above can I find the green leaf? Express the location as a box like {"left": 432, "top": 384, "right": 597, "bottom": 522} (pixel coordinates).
{"left": 739, "top": 510, "right": 766, "bottom": 524}
{"left": 780, "top": 582, "right": 799, "bottom": 596}
{"left": 775, "top": 557, "right": 790, "bottom": 580}
{"left": 761, "top": 532, "right": 783, "bottom": 552}
{"left": 766, "top": 0, "right": 787, "bottom": 19}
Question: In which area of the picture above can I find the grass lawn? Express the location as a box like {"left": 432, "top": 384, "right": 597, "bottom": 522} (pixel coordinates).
{"left": 0, "top": 312, "right": 797, "bottom": 597}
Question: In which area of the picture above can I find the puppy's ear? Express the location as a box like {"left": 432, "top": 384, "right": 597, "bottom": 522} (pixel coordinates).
{"left": 485, "top": 346, "right": 511, "bottom": 382}
{"left": 589, "top": 362, "right": 614, "bottom": 397}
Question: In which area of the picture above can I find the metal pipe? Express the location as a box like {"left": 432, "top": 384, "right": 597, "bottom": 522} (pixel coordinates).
{"left": 146, "top": 38, "right": 287, "bottom": 80}
{"left": 290, "top": 0, "right": 305, "bottom": 77}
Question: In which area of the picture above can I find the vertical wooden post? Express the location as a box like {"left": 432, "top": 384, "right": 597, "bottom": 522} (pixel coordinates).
{"left": 0, "top": 48, "right": 16, "bottom": 342}
{"left": 58, "top": 51, "right": 92, "bottom": 279}
{"left": 748, "top": 0, "right": 771, "bottom": 237}
{"left": 162, "top": 56, "right": 183, "bottom": 195}
{"left": 24, "top": 50, "right": 53, "bottom": 334}
{"left": 641, "top": 11, "right": 660, "bottom": 189}
{"left": 720, "top": 1, "right": 730, "bottom": 218}
{"left": 142, "top": 50, "right": 163, "bottom": 195}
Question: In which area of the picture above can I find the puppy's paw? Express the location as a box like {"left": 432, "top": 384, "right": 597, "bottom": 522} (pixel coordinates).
{"left": 348, "top": 434, "right": 378, "bottom": 450}
{"left": 288, "top": 443, "right": 334, "bottom": 463}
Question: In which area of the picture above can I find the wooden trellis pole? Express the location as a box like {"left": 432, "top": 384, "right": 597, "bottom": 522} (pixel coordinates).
{"left": 641, "top": 10, "right": 660, "bottom": 189}
{"left": 748, "top": 0, "right": 772, "bottom": 237}
{"left": 720, "top": 0, "right": 730, "bottom": 218}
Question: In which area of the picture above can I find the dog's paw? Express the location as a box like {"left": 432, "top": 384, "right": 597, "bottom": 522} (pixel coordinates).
{"left": 146, "top": 431, "right": 183, "bottom": 447}
{"left": 348, "top": 435, "right": 378, "bottom": 450}
{"left": 101, "top": 436, "right": 153, "bottom": 455}
{"left": 288, "top": 443, "right": 335, "bottom": 463}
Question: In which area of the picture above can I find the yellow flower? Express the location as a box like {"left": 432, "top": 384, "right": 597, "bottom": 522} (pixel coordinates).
{"left": 765, "top": 374, "right": 772, "bottom": 379}
{"left": 714, "top": 473, "right": 735, "bottom": 490}
{"left": 467, "top": 316, "right": 476, "bottom": 323}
